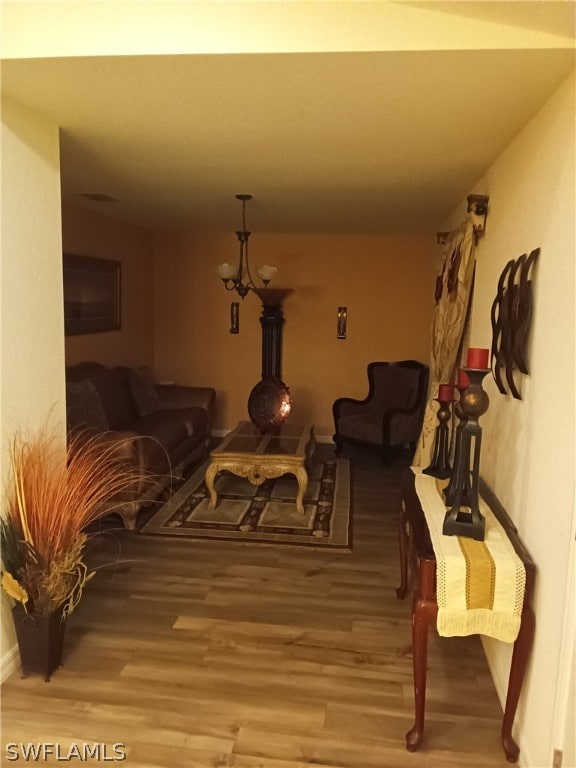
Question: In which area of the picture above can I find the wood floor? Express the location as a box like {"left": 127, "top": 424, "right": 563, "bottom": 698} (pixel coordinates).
{"left": 1, "top": 445, "right": 513, "bottom": 767}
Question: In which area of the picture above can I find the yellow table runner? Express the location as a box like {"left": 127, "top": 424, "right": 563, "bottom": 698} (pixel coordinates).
{"left": 412, "top": 468, "right": 525, "bottom": 643}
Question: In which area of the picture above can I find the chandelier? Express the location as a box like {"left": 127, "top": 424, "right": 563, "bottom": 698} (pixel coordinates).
{"left": 217, "top": 194, "right": 277, "bottom": 299}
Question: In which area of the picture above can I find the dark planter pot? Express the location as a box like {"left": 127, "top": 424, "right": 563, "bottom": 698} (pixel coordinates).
{"left": 12, "top": 605, "right": 67, "bottom": 681}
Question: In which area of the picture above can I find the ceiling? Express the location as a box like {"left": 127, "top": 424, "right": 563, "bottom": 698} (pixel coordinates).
{"left": 2, "top": 2, "right": 574, "bottom": 234}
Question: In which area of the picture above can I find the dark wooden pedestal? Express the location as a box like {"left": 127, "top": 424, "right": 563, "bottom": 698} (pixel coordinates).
{"left": 398, "top": 470, "right": 536, "bottom": 764}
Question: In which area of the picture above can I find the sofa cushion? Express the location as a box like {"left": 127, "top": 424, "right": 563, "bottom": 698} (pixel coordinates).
{"left": 128, "top": 407, "right": 207, "bottom": 452}
{"left": 338, "top": 410, "right": 421, "bottom": 447}
{"left": 338, "top": 413, "right": 382, "bottom": 446}
{"left": 66, "top": 379, "right": 109, "bottom": 432}
{"left": 67, "top": 362, "right": 138, "bottom": 429}
{"left": 127, "top": 407, "right": 208, "bottom": 475}
{"left": 128, "top": 366, "right": 160, "bottom": 417}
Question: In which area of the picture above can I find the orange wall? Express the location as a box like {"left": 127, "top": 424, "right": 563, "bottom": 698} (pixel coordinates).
{"left": 62, "top": 203, "right": 154, "bottom": 367}
{"left": 153, "top": 230, "right": 437, "bottom": 436}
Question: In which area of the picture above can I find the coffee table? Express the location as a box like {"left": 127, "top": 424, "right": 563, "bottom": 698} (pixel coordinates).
{"left": 205, "top": 421, "right": 316, "bottom": 515}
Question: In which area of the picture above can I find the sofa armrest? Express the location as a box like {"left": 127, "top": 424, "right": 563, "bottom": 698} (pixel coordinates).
{"left": 68, "top": 428, "right": 151, "bottom": 501}
{"left": 156, "top": 385, "right": 216, "bottom": 421}
{"left": 91, "top": 429, "right": 146, "bottom": 474}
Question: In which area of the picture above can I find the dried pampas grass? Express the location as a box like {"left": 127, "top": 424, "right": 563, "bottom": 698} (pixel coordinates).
{"left": 1, "top": 429, "right": 148, "bottom": 616}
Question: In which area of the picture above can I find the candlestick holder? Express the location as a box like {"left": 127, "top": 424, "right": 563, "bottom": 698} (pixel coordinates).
{"left": 443, "top": 382, "right": 469, "bottom": 506}
{"left": 423, "top": 397, "right": 453, "bottom": 479}
{"left": 442, "top": 368, "right": 490, "bottom": 541}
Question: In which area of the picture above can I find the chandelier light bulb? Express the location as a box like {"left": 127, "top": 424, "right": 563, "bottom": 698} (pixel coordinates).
{"left": 256, "top": 265, "right": 277, "bottom": 284}
{"left": 217, "top": 263, "right": 238, "bottom": 280}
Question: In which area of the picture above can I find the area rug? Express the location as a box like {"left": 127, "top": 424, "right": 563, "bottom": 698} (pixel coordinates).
{"left": 141, "top": 457, "right": 351, "bottom": 549}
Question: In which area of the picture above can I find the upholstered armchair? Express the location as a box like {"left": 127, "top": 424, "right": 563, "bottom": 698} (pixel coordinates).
{"left": 332, "top": 360, "right": 429, "bottom": 461}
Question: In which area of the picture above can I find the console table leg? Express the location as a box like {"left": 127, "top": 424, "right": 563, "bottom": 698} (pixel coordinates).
{"left": 406, "top": 559, "right": 437, "bottom": 753}
{"left": 501, "top": 606, "right": 536, "bottom": 763}
{"left": 406, "top": 598, "right": 435, "bottom": 751}
{"left": 396, "top": 501, "right": 409, "bottom": 599}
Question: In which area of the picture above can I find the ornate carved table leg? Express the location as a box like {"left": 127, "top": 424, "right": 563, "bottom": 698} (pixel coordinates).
{"left": 406, "top": 558, "right": 438, "bottom": 752}
{"left": 204, "top": 461, "right": 221, "bottom": 509}
{"left": 305, "top": 427, "right": 317, "bottom": 471}
{"left": 294, "top": 466, "right": 308, "bottom": 515}
{"left": 118, "top": 501, "right": 140, "bottom": 531}
{"left": 501, "top": 604, "right": 536, "bottom": 762}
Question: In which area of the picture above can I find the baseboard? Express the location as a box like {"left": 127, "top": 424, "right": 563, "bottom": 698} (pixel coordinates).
{"left": 481, "top": 636, "right": 532, "bottom": 767}
{"left": 1, "top": 643, "right": 19, "bottom": 684}
{"left": 481, "top": 636, "right": 508, "bottom": 711}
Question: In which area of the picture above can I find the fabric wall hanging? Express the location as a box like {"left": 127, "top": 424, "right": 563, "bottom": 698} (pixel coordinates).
{"left": 413, "top": 194, "right": 489, "bottom": 467}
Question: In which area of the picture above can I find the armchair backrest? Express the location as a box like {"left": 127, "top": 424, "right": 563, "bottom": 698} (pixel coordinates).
{"left": 365, "top": 361, "right": 429, "bottom": 417}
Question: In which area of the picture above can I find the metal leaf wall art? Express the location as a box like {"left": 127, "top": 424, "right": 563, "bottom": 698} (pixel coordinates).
{"left": 490, "top": 248, "right": 539, "bottom": 399}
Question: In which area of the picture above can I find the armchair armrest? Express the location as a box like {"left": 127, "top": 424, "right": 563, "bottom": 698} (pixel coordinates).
{"left": 381, "top": 384, "right": 429, "bottom": 445}
{"left": 333, "top": 396, "right": 369, "bottom": 420}
{"left": 156, "top": 385, "right": 216, "bottom": 422}
{"left": 382, "top": 398, "right": 424, "bottom": 424}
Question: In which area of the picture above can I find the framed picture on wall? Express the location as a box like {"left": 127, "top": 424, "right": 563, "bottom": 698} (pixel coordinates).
{"left": 63, "top": 254, "right": 121, "bottom": 335}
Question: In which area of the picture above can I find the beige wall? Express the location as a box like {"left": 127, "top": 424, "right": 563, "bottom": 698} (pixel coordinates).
{"left": 62, "top": 203, "right": 155, "bottom": 368}
{"left": 153, "top": 230, "right": 437, "bottom": 437}
{"left": 447, "top": 72, "right": 575, "bottom": 768}
{"left": 1, "top": 97, "right": 65, "bottom": 677}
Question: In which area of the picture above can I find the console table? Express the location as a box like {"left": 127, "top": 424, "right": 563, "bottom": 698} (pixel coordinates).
{"left": 398, "top": 469, "right": 536, "bottom": 763}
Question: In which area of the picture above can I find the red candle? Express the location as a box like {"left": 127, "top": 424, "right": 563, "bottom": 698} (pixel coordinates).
{"left": 457, "top": 369, "right": 470, "bottom": 389}
{"left": 466, "top": 347, "right": 489, "bottom": 369}
{"left": 438, "top": 384, "right": 454, "bottom": 402}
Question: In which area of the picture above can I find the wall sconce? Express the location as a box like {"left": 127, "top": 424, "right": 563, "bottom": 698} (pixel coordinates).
{"left": 230, "top": 302, "right": 239, "bottom": 334}
{"left": 337, "top": 306, "right": 347, "bottom": 339}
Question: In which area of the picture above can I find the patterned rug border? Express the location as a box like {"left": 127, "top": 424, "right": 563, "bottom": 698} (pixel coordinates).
{"left": 141, "top": 457, "right": 352, "bottom": 551}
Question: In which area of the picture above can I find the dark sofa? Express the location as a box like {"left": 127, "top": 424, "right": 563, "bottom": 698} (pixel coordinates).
{"left": 66, "top": 362, "right": 216, "bottom": 529}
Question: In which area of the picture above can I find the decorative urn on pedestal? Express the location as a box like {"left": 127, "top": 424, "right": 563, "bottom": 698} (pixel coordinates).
{"left": 248, "top": 376, "right": 292, "bottom": 433}
{"left": 248, "top": 288, "right": 293, "bottom": 433}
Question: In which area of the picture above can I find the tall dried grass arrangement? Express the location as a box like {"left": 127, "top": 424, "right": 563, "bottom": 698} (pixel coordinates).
{"left": 1, "top": 429, "right": 148, "bottom": 617}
